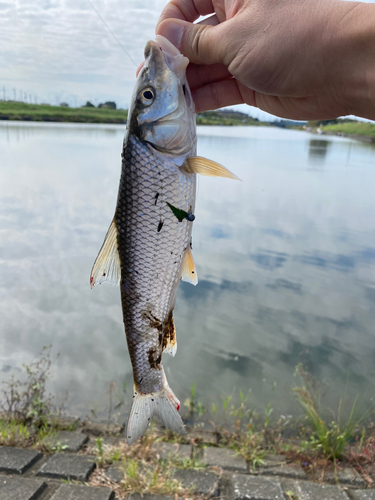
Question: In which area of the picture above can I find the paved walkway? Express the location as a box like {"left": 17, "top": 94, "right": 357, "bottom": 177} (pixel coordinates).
{"left": 0, "top": 430, "right": 374, "bottom": 499}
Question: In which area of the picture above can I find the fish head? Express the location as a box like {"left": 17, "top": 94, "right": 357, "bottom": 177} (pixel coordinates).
{"left": 127, "top": 36, "right": 196, "bottom": 164}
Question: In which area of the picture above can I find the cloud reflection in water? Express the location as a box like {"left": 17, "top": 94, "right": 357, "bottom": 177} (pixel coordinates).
{"left": 1, "top": 123, "right": 375, "bottom": 419}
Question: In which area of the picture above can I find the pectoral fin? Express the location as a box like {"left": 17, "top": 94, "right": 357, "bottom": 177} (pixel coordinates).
{"left": 180, "top": 247, "right": 198, "bottom": 286}
{"left": 90, "top": 219, "right": 121, "bottom": 288}
{"left": 184, "top": 156, "right": 240, "bottom": 180}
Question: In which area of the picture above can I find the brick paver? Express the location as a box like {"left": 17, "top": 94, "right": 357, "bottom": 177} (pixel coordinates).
{"left": 0, "top": 477, "right": 47, "bottom": 500}
{"left": 36, "top": 453, "right": 96, "bottom": 481}
{"left": 232, "top": 474, "right": 285, "bottom": 500}
{"left": 51, "top": 484, "right": 115, "bottom": 500}
{"left": 173, "top": 468, "right": 219, "bottom": 496}
{"left": 41, "top": 431, "right": 88, "bottom": 453}
{"left": 289, "top": 480, "right": 350, "bottom": 500}
{"left": 203, "top": 447, "right": 247, "bottom": 472}
{"left": 351, "top": 492, "right": 375, "bottom": 500}
{"left": 0, "top": 447, "right": 42, "bottom": 474}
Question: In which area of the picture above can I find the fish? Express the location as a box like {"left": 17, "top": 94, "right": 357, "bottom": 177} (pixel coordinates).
{"left": 90, "top": 35, "right": 238, "bottom": 445}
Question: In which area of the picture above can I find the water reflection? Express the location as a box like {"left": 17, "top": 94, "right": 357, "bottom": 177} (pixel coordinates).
{"left": 308, "top": 138, "right": 330, "bottom": 161}
{"left": 1, "top": 122, "right": 375, "bottom": 419}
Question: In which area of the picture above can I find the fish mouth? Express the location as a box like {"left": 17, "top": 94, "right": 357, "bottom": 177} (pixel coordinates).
{"left": 143, "top": 37, "right": 189, "bottom": 87}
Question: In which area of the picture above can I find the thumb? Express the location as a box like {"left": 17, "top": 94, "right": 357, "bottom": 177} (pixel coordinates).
{"left": 157, "top": 19, "right": 230, "bottom": 65}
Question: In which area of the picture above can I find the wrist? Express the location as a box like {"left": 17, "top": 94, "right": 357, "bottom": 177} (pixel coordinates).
{"left": 329, "top": 2, "right": 375, "bottom": 119}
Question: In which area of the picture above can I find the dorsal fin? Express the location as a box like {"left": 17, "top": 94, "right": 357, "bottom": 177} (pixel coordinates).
{"left": 90, "top": 219, "right": 121, "bottom": 288}
{"left": 184, "top": 156, "right": 240, "bottom": 180}
{"left": 180, "top": 247, "right": 198, "bottom": 286}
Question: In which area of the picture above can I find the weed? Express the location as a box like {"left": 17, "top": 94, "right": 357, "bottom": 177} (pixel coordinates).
{"left": 52, "top": 441, "right": 68, "bottom": 452}
{"left": 170, "top": 453, "right": 207, "bottom": 470}
{"left": 96, "top": 437, "right": 104, "bottom": 461}
{"left": 293, "top": 364, "right": 372, "bottom": 459}
{"left": 118, "top": 457, "right": 183, "bottom": 496}
{"left": 221, "top": 394, "right": 232, "bottom": 420}
{"left": 0, "top": 346, "right": 64, "bottom": 427}
{"left": 264, "top": 403, "right": 273, "bottom": 430}
{"left": 0, "top": 419, "right": 30, "bottom": 446}
{"left": 184, "top": 381, "right": 206, "bottom": 421}
{"left": 230, "top": 389, "right": 252, "bottom": 421}
{"left": 285, "top": 491, "right": 296, "bottom": 499}
{"left": 347, "top": 432, "right": 375, "bottom": 485}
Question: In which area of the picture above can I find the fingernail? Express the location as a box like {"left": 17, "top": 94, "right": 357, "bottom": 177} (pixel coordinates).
{"left": 158, "top": 21, "right": 183, "bottom": 48}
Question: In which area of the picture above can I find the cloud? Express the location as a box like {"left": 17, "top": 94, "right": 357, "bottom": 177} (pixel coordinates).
{"left": 0, "top": 0, "right": 168, "bottom": 107}
{"left": 2, "top": 0, "right": 375, "bottom": 117}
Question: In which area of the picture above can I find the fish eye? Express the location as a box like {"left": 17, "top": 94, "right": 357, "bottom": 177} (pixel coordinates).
{"left": 138, "top": 88, "right": 155, "bottom": 106}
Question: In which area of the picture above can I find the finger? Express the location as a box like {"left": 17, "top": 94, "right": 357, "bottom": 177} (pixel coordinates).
{"left": 252, "top": 93, "right": 340, "bottom": 121}
{"left": 157, "top": 19, "right": 234, "bottom": 65}
{"left": 187, "top": 62, "right": 231, "bottom": 90}
{"left": 156, "top": 0, "right": 216, "bottom": 31}
{"left": 192, "top": 78, "right": 245, "bottom": 112}
{"left": 136, "top": 61, "right": 144, "bottom": 77}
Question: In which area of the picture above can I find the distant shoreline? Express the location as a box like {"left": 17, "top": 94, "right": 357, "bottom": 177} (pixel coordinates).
{"left": 0, "top": 101, "right": 265, "bottom": 127}
{"left": 310, "top": 130, "right": 375, "bottom": 144}
{"left": 1, "top": 102, "right": 374, "bottom": 141}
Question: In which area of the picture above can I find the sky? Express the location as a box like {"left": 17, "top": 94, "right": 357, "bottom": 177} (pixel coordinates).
{"left": 0, "top": 0, "right": 374, "bottom": 122}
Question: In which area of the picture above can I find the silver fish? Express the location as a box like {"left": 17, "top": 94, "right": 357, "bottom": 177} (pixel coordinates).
{"left": 91, "top": 36, "right": 238, "bottom": 444}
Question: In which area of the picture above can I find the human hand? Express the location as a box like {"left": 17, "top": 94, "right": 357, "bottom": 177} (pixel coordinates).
{"left": 156, "top": 0, "right": 375, "bottom": 120}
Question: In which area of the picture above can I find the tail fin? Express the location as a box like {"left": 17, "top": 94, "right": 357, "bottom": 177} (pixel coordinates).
{"left": 126, "top": 370, "right": 186, "bottom": 445}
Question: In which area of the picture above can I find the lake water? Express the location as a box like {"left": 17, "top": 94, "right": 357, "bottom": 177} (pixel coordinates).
{"left": 1, "top": 121, "right": 375, "bottom": 423}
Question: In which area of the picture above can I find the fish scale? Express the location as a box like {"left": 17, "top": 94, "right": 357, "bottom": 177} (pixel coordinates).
{"left": 116, "top": 133, "right": 195, "bottom": 395}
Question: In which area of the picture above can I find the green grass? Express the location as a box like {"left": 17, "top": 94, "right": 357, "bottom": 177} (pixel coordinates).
{"left": 0, "top": 101, "right": 128, "bottom": 124}
{"left": 0, "top": 418, "right": 30, "bottom": 446}
{"left": 293, "top": 364, "right": 372, "bottom": 460}
{"left": 196, "top": 110, "right": 264, "bottom": 126}
{"left": 0, "top": 101, "right": 265, "bottom": 126}
{"left": 322, "top": 121, "right": 375, "bottom": 137}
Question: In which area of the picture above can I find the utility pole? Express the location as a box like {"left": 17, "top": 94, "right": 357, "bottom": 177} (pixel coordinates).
{"left": 3, "top": 87, "right": 6, "bottom": 101}
{"left": 13, "top": 88, "right": 16, "bottom": 101}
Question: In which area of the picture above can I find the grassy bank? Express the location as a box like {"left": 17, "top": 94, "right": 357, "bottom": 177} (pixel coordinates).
{"left": 1, "top": 351, "right": 375, "bottom": 496}
{"left": 0, "top": 101, "right": 128, "bottom": 124}
{"left": 0, "top": 101, "right": 266, "bottom": 126}
{"left": 196, "top": 110, "right": 264, "bottom": 126}
{"left": 306, "top": 119, "right": 375, "bottom": 140}
{"left": 322, "top": 121, "right": 375, "bottom": 137}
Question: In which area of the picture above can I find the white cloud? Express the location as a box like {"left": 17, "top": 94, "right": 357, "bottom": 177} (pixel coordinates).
{"left": 0, "top": 0, "right": 166, "bottom": 107}
{"left": 1, "top": 0, "right": 375, "bottom": 116}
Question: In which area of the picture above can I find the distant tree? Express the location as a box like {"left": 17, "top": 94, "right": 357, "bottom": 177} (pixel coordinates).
{"left": 82, "top": 101, "right": 95, "bottom": 108}
{"left": 60, "top": 102, "right": 69, "bottom": 107}
{"left": 98, "top": 101, "right": 117, "bottom": 110}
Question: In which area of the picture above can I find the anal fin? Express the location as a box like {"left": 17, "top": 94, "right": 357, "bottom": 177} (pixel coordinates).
{"left": 90, "top": 218, "right": 121, "bottom": 288}
{"left": 184, "top": 156, "right": 240, "bottom": 180}
{"left": 180, "top": 247, "right": 198, "bottom": 286}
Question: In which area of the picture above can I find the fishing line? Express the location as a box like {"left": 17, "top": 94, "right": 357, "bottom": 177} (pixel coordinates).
{"left": 86, "top": 0, "right": 137, "bottom": 67}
